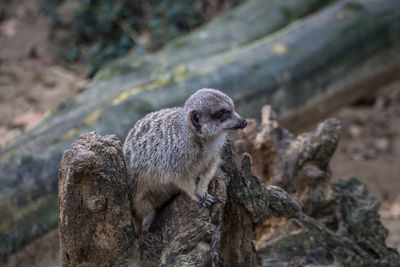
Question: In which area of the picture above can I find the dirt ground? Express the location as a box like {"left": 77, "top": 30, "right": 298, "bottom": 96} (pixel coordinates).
{"left": 0, "top": 0, "right": 89, "bottom": 149}
{"left": 1, "top": 0, "right": 399, "bottom": 265}
{"left": 328, "top": 82, "right": 400, "bottom": 253}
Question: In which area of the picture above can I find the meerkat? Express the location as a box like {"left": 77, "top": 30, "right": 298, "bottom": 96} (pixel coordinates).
{"left": 123, "top": 88, "right": 247, "bottom": 236}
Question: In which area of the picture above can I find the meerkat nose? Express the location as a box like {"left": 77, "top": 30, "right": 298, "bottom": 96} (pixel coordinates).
{"left": 239, "top": 119, "right": 247, "bottom": 129}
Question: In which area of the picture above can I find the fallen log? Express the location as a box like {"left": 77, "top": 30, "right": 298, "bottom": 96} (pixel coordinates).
{"left": 2, "top": 0, "right": 400, "bottom": 261}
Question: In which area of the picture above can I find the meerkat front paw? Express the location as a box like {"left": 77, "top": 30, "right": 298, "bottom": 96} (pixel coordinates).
{"left": 196, "top": 192, "right": 221, "bottom": 208}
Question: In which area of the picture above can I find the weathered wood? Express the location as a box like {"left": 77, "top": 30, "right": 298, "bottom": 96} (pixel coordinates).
{"left": 57, "top": 105, "right": 399, "bottom": 266}
{"left": 2, "top": 0, "right": 400, "bottom": 261}
{"left": 234, "top": 106, "right": 400, "bottom": 266}
{"left": 211, "top": 149, "right": 300, "bottom": 267}
{"left": 234, "top": 105, "right": 340, "bottom": 215}
{"left": 137, "top": 0, "right": 334, "bottom": 66}
{"left": 258, "top": 178, "right": 399, "bottom": 266}
{"left": 58, "top": 132, "right": 136, "bottom": 266}
{"left": 140, "top": 168, "right": 227, "bottom": 267}
{"left": 58, "top": 134, "right": 301, "bottom": 266}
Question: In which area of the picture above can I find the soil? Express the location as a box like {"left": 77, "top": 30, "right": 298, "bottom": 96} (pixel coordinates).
{"left": 1, "top": 0, "right": 399, "bottom": 265}
{"left": 0, "top": 0, "right": 89, "bottom": 149}
{"left": 328, "top": 83, "right": 400, "bottom": 253}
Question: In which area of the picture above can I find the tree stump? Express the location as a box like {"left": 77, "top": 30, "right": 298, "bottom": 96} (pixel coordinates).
{"left": 58, "top": 106, "right": 399, "bottom": 266}
{"left": 58, "top": 135, "right": 300, "bottom": 266}
{"left": 58, "top": 133, "right": 137, "bottom": 266}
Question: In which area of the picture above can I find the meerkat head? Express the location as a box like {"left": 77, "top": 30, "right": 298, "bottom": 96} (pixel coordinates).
{"left": 183, "top": 88, "right": 247, "bottom": 138}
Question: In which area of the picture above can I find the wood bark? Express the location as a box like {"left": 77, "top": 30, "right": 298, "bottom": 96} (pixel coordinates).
{"left": 57, "top": 106, "right": 399, "bottom": 266}
{"left": 1, "top": 0, "right": 400, "bottom": 261}
{"left": 58, "top": 133, "right": 137, "bottom": 266}
{"left": 234, "top": 106, "right": 399, "bottom": 266}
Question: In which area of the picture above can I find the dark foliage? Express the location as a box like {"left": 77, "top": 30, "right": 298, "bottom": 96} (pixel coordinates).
{"left": 39, "top": 0, "right": 244, "bottom": 75}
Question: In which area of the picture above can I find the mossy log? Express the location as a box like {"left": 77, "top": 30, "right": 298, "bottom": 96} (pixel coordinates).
{"left": 57, "top": 106, "right": 398, "bottom": 266}
{"left": 1, "top": 0, "right": 400, "bottom": 262}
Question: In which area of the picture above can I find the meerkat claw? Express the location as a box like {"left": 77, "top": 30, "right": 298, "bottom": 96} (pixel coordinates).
{"left": 214, "top": 197, "right": 222, "bottom": 204}
{"left": 202, "top": 193, "right": 221, "bottom": 208}
{"left": 196, "top": 192, "right": 206, "bottom": 205}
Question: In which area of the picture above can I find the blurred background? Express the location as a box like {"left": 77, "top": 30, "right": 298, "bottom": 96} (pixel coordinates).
{"left": 0, "top": 0, "right": 399, "bottom": 265}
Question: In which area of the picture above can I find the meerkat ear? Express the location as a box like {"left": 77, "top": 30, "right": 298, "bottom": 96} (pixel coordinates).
{"left": 189, "top": 111, "right": 202, "bottom": 133}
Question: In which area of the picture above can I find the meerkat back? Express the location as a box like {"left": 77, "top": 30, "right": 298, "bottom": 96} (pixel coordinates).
{"left": 123, "top": 107, "right": 183, "bottom": 235}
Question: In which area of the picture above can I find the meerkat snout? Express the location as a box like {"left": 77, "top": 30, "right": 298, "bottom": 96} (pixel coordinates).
{"left": 123, "top": 88, "right": 246, "bottom": 236}
{"left": 238, "top": 119, "right": 248, "bottom": 129}
{"left": 222, "top": 111, "right": 247, "bottom": 130}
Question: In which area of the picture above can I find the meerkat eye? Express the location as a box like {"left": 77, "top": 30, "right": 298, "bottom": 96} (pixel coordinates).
{"left": 216, "top": 110, "right": 224, "bottom": 117}
{"left": 213, "top": 109, "right": 230, "bottom": 120}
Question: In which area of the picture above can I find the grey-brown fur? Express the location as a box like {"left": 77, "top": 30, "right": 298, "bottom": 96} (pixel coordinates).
{"left": 123, "top": 88, "right": 247, "bottom": 236}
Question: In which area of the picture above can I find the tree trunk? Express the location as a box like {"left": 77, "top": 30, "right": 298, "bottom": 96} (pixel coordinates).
{"left": 1, "top": 0, "right": 400, "bottom": 262}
